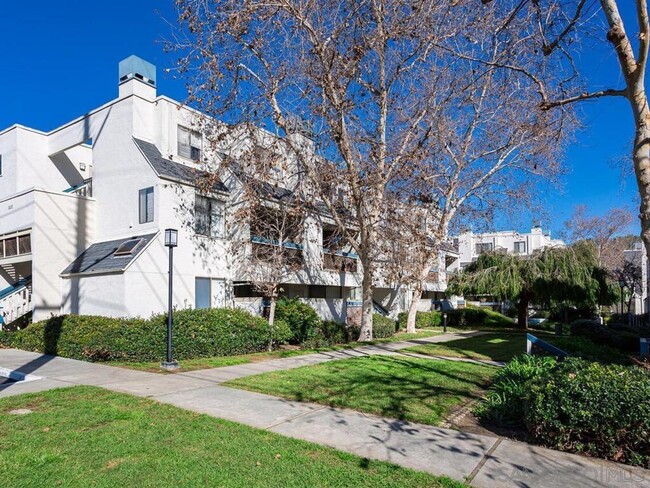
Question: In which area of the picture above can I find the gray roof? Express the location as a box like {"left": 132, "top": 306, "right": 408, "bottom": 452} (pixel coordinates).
{"left": 133, "top": 138, "right": 229, "bottom": 193}
{"left": 60, "top": 233, "right": 158, "bottom": 276}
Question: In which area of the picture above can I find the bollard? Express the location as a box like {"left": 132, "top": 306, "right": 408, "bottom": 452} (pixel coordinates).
{"left": 443, "top": 313, "right": 447, "bottom": 333}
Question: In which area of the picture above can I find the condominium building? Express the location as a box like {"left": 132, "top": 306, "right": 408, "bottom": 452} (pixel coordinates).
{"left": 0, "top": 56, "right": 457, "bottom": 327}
{"left": 457, "top": 225, "right": 565, "bottom": 268}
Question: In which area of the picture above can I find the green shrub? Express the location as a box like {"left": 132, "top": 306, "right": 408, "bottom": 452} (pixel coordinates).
{"left": 373, "top": 313, "right": 397, "bottom": 338}
{"left": 570, "top": 319, "right": 642, "bottom": 354}
{"left": 525, "top": 359, "right": 650, "bottom": 467}
{"left": 549, "top": 336, "right": 631, "bottom": 365}
{"left": 274, "top": 298, "right": 321, "bottom": 344}
{"left": 0, "top": 308, "right": 289, "bottom": 362}
{"left": 302, "top": 320, "right": 353, "bottom": 348}
{"left": 476, "top": 354, "right": 557, "bottom": 425}
{"left": 446, "top": 307, "right": 513, "bottom": 328}
{"left": 397, "top": 311, "right": 441, "bottom": 329}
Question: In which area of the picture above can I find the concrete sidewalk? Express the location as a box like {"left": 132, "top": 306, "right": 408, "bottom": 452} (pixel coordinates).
{"left": 1, "top": 346, "right": 649, "bottom": 487}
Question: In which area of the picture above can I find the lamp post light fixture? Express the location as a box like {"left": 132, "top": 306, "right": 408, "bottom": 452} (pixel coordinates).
{"left": 443, "top": 312, "right": 448, "bottom": 333}
{"left": 161, "top": 229, "right": 180, "bottom": 371}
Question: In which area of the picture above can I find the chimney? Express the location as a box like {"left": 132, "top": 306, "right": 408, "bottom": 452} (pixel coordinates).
{"left": 118, "top": 55, "right": 156, "bottom": 101}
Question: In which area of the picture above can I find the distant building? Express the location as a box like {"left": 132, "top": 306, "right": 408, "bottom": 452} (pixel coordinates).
{"left": 457, "top": 225, "right": 565, "bottom": 268}
{"left": 622, "top": 242, "right": 648, "bottom": 315}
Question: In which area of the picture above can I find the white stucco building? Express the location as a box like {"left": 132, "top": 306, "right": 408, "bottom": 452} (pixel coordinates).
{"left": 456, "top": 225, "right": 565, "bottom": 268}
{"left": 0, "top": 56, "right": 456, "bottom": 327}
{"left": 623, "top": 242, "right": 649, "bottom": 315}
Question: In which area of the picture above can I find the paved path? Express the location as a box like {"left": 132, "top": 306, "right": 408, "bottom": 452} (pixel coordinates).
{"left": 1, "top": 341, "right": 649, "bottom": 487}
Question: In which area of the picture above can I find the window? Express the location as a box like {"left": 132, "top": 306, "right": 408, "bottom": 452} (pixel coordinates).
{"left": 195, "top": 277, "right": 226, "bottom": 309}
{"left": 514, "top": 241, "right": 526, "bottom": 254}
{"left": 195, "top": 194, "right": 225, "bottom": 238}
{"left": 178, "top": 125, "right": 202, "bottom": 160}
{"left": 475, "top": 242, "right": 493, "bottom": 255}
{"left": 114, "top": 238, "right": 143, "bottom": 256}
{"left": 139, "top": 187, "right": 154, "bottom": 224}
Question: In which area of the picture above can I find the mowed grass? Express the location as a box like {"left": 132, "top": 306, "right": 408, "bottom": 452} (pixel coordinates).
{"left": 0, "top": 386, "right": 463, "bottom": 488}
{"left": 404, "top": 333, "right": 528, "bottom": 362}
{"left": 109, "top": 329, "right": 443, "bottom": 373}
{"left": 226, "top": 355, "right": 497, "bottom": 426}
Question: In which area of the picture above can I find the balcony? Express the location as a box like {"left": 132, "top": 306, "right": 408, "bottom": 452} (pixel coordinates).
{"left": 323, "top": 249, "right": 358, "bottom": 273}
{"left": 250, "top": 236, "right": 304, "bottom": 267}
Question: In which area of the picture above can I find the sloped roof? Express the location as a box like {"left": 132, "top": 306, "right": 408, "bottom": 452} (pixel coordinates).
{"left": 60, "top": 233, "right": 157, "bottom": 276}
{"left": 133, "top": 138, "right": 229, "bottom": 193}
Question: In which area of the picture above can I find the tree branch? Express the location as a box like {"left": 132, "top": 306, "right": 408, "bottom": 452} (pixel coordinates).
{"left": 540, "top": 88, "right": 626, "bottom": 109}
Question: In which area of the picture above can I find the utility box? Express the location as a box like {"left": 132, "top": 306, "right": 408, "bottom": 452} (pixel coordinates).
{"left": 641, "top": 338, "right": 649, "bottom": 358}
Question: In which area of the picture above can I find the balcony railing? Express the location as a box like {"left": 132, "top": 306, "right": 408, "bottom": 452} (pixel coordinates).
{"left": 250, "top": 236, "right": 304, "bottom": 267}
{"left": 323, "top": 249, "right": 358, "bottom": 273}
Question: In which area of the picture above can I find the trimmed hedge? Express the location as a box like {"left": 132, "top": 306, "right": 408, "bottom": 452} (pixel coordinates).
{"left": 397, "top": 311, "right": 441, "bottom": 329}
{"left": 570, "top": 319, "right": 642, "bottom": 353}
{"left": 526, "top": 359, "right": 650, "bottom": 467}
{"left": 373, "top": 313, "right": 397, "bottom": 338}
{"left": 0, "top": 309, "right": 291, "bottom": 363}
{"left": 446, "top": 307, "right": 513, "bottom": 328}
{"left": 478, "top": 354, "right": 650, "bottom": 468}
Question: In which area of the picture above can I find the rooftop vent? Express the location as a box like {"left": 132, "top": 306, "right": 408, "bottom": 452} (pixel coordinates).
{"left": 118, "top": 55, "right": 156, "bottom": 87}
{"left": 114, "top": 238, "right": 143, "bottom": 257}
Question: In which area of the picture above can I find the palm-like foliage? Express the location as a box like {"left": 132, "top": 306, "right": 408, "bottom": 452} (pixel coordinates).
{"left": 448, "top": 245, "right": 616, "bottom": 328}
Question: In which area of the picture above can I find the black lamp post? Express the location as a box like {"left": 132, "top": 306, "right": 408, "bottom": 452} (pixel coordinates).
{"left": 161, "top": 228, "right": 180, "bottom": 371}
{"left": 443, "top": 312, "right": 448, "bottom": 333}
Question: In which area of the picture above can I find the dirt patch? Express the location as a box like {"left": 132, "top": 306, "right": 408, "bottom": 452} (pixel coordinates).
{"left": 441, "top": 397, "right": 529, "bottom": 442}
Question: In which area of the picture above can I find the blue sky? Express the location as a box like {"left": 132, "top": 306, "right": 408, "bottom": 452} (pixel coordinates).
{"left": 0, "top": 1, "right": 640, "bottom": 237}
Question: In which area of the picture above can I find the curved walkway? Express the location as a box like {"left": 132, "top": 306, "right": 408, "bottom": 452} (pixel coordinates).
{"left": 1, "top": 336, "right": 649, "bottom": 487}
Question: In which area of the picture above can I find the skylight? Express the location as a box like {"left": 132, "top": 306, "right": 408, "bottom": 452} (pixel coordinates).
{"left": 114, "top": 238, "right": 143, "bottom": 257}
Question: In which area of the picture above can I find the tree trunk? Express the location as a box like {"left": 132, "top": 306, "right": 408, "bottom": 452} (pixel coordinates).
{"left": 517, "top": 295, "right": 529, "bottom": 329}
{"left": 358, "top": 261, "right": 374, "bottom": 342}
{"left": 633, "top": 107, "right": 650, "bottom": 272}
{"left": 406, "top": 287, "right": 422, "bottom": 334}
{"left": 267, "top": 296, "right": 276, "bottom": 352}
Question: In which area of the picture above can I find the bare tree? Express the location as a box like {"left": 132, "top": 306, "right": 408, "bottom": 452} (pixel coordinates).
{"left": 564, "top": 205, "right": 634, "bottom": 270}
{"left": 614, "top": 259, "right": 643, "bottom": 313}
{"left": 228, "top": 154, "right": 306, "bottom": 334}
{"left": 170, "top": 0, "right": 571, "bottom": 339}
{"left": 477, "top": 1, "right": 650, "bottom": 267}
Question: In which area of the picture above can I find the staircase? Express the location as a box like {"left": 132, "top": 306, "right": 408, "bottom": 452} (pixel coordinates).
{"left": 373, "top": 300, "right": 390, "bottom": 316}
{"left": 0, "top": 277, "right": 32, "bottom": 330}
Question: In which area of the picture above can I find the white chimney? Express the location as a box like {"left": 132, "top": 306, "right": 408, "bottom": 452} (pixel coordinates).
{"left": 118, "top": 55, "right": 156, "bottom": 101}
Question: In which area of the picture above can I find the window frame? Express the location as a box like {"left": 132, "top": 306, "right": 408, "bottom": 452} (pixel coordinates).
{"left": 195, "top": 194, "right": 226, "bottom": 238}
{"left": 177, "top": 125, "right": 203, "bottom": 161}
{"left": 138, "top": 187, "right": 154, "bottom": 224}
{"left": 514, "top": 241, "right": 526, "bottom": 254}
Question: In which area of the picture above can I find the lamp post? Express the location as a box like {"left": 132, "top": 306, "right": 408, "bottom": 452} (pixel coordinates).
{"left": 443, "top": 313, "right": 448, "bottom": 333}
{"left": 161, "top": 228, "right": 180, "bottom": 371}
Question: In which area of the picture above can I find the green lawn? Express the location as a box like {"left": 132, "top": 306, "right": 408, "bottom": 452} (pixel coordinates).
{"left": 110, "top": 329, "right": 443, "bottom": 373}
{"left": 225, "top": 355, "right": 498, "bottom": 426}
{"left": 0, "top": 386, "right": 462, "bottom": 488}
{"left": 404, "top": 333, "right": 529, "bottom": 362}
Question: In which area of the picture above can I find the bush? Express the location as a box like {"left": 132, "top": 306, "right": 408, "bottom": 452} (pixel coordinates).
{"left": 302, "top": 320, "right": 353, "bottom": 348}
{"left": 397, "top": 311, "right": 441, "bottom": 329}
{"left": 525, "top": 359, "right": 650, "bottom": 467}
{"left": 550, "top": 336, "right": 631, "bottom": 365}
{"left": 476, "top": 354, "right": 557, "bottom": 425}
{"left": 0, "top": 308, "right": 289, "bottom": 363}
{"left": 373, "top": 313, "right": 397, "bottom": 338}
{"left": 570, "top": 319, "right": 642, "bottom": 354}
{"left": 274, "top": 298, "right": 321, "bottom": 344}
{"left": 446, "top": 307, "right": 513, "bottom": 328}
